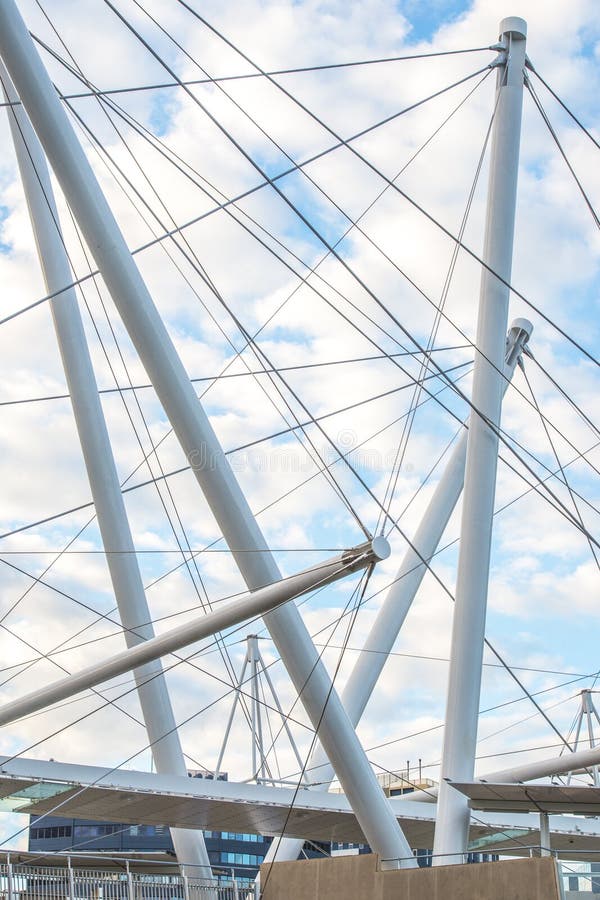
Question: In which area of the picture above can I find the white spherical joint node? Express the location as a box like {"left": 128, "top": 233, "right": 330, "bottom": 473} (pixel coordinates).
{"left": 371, "top": 535, "right": 391, "bottom": 561}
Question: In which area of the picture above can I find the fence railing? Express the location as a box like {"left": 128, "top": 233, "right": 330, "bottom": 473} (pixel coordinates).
{"left": 0, "top": 862, "right": 256, "bottom": 900}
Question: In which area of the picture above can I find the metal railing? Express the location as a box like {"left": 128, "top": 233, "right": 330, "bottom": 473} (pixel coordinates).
{"left": 0, "top": 861, "right": 255, "bottom": 900}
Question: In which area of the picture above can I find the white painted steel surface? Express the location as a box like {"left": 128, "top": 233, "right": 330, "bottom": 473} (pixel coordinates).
{"left": 1, "top": 759, "right": 600, "bottom": 860}
{"left": 433, "top": 16, "right": 528, "bottom": 863}
{"left": 0, "top": 543, "right": 384, "bottom": 728}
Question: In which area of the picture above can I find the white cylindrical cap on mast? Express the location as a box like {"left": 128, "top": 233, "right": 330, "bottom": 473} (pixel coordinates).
{"left": 499, "top": 16, "right": 527, "bottom": 39}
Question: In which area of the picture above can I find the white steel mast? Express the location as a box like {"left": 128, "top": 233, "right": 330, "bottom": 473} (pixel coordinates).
{"left": 433, "top": 16, "right": 527, "bottom": 863}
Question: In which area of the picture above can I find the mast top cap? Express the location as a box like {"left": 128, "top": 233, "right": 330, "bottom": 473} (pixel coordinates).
{"left": 499, "top": 16, "right": 527, "bottom": 39}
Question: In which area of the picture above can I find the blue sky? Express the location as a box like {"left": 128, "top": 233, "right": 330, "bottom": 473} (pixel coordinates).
{"left": 398, "top": 0, "right": 472, "bottom": 41}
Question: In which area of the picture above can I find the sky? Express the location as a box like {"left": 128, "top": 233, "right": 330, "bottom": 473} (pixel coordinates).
{"left": 0, "top": 0, "right": 599, "bottom": 854}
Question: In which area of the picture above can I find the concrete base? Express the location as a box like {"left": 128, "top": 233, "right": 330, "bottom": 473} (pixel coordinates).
{"left": 259, "top": 854, "right": 562, "bottom": 899}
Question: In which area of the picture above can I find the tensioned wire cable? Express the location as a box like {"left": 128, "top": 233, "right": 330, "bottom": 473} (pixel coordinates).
{"left": 78, "top": 9, "right": 600, "bottom": 542}
{"left": 4, "top": 357, "right": 599, "bottom": 688}
{"left": 278, "top": 427, "right": 600, "bottom": 754}
{"left": 5, "top": 414, "right": 580, "bottom": 780}
{"left": 0, "top": 76, "right": 267, "bottom": 748}
{"left": 530, "top": 354, "right": 600, "bottom": 443}
{"left": 24, "top": 595, "right": 596, "bottom": 781}
{"left": 0, "top": 347, "right": 468, "bottom": 407}
{"left": 2, "top": 628, "right": 591, "bottom": 687}
{"left": 9, "top": 529, "right": 482, "bottom": 777}
{"left": 2, "top": 60, "right": 209, "bottom": 606}
{"left": 0, "top": 359, "right": 472, "bottom": 542}
{"left": 12, "top": 352, "right": 596, "bottom": 560}
{"left": 145, "top": 10, "right": 600, "bottom": 426}
{"left": 0, "top": 364, "right": 592, "bottom": 856}
{"left": 3, "top": 258, "right": 478, "bottom": 704}
{"left": 476, "top": 695, "right": 582, "bottom": 751}
{"left": 0, "top": 71, "right": 243, "bottom": 753}
{"left": 371, "top": 704, "right": 582, "bottom": 793}
{"left": 60, "top": 210, "right": 266, "bottom": 733}
{"left": 166, "top": 4, "right": 600, "bottom": 374}
{"left": 50, "top": 88, "right": 374, "bottom": 592}
{"left": 526, "top": 77, "right": 600, "bottom": 230}
{"left": 47, "top": 59, "right": 379, "bottom": 540}
{"left": 53, "top": 98, "right": 371, "bottom": 534}
{"left": 0, "top": 71, "right": 224, "bottom": 659}
{"left": 82, "top": 4, "right": 502, "bottom": 429}
{"left": 0, "top": 364, "right": 474, "bottom": 729}
{"left": 30, "top": 32, "right": 490, "bottom": 366}
{"left": 521, "top": 366, "right": 600, "bottom": 568}
{"left": 2, "top": 42, "right": 596, "bottom": 772}
{"left": 72, "top": 100, "right": 600, "bottom": 556}
{"left": 241, "top": 566, "right": 374, "bottom": 788}
{"left": 61, "top": 207, "right": 229, "bottom": 641}
{"left": 291, "top": 683, "right": 586, "bottom": 792}
{"left": 370, "top": 691, "right": 580, "bottom": 784}
{"left": 0, "top": 365, "right": 476, "bottom": 700}
{"left": 8, "top": 3, "right": 422, "bottom": 740}
{"left": 32, "top": 21, "right": 494, "bottom": 532}
{"left": 252, "top": 562, "right": 386, "bottom": 781}
{"left": 107, "top": 19, "right": 600, "bottom": 510}
{"left": 10, "top": 38, "right": 556, "bottom": 540}
{"left": 1, "top": 555, "right": 370, "bottom": 770}
{"left": 258, "top": 580, "right": 577, "bottom": 869}
{"left": 8, "top": 79, "right": 482, "bottom": 556}
{"left": 6, "top": 614, "right": 319, "bottom": 740}
{"left": 312, "top": 645, "right": 589, "bottom": 680}
{"left": 529, "top": 67, "right": 600, "bottom": 154}
{"left": 0, "top": 52, "right": 493, "bottom": 329}
{"left": 377, "top": 75, "right": 499, "bottom": 533}
{"left": 0, "top": 506, "right": 587, "bottom": 808}
{"left": 0, "top": 402, "right": 577, "bottom": 698}
{"left": 0, "top": 553, "right": 375, "bottom": 851}
{"left": 0, "top": 43, "right": 494, "bottom": 111}
{"left": 121, "top": 0, "right": 493, "bottom": 410}
{"left": 6, "top": 39, "right": 599, "bottom": 389}
{"left": 260, "top": 570, "right": 374, "bottom": 889}
{"left": 288, "top": 671, "right": 600, "bottom": 785}
{"left": 1, "top": 376, "right": 584, "bottom": 776}
{"left": 48, "top": 64, "right": 487, "bottom": 501}
{"left": 4, "top": 356, "right": 599, "bottom": 631}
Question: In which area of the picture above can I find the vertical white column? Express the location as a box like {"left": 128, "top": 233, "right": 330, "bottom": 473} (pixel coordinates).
{"left": 0, "top": 1, "right": 415, "bottom": 866}
{"left": 249, "top": 637, "right": 258, "bottom": 780}
{"left": 433, "top": 17, "right": 527, "bottom": 863}
{"left": 583, "top": 691, "right": 599, "bottom": 786}
{"left": 539, "top": 812, "right": 551, "bottom": 857}
{"left": 0, "top": 65, "right": 211, "bottom": 875}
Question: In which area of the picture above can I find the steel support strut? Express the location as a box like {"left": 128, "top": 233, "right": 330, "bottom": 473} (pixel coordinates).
{"left": 261, "top": 320, "right": 531, "bottom": 868}
{"left": 433, "top": 17, "right": 527, "bottom": 863}
{"left": 0, "top": 63, "right": 211, "bottom": 876}
{"left": 0, "top": 1, "right": 415, "bottom": 867}
{"left": 0, "top": 541, "right": 389, "bottom": 728}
